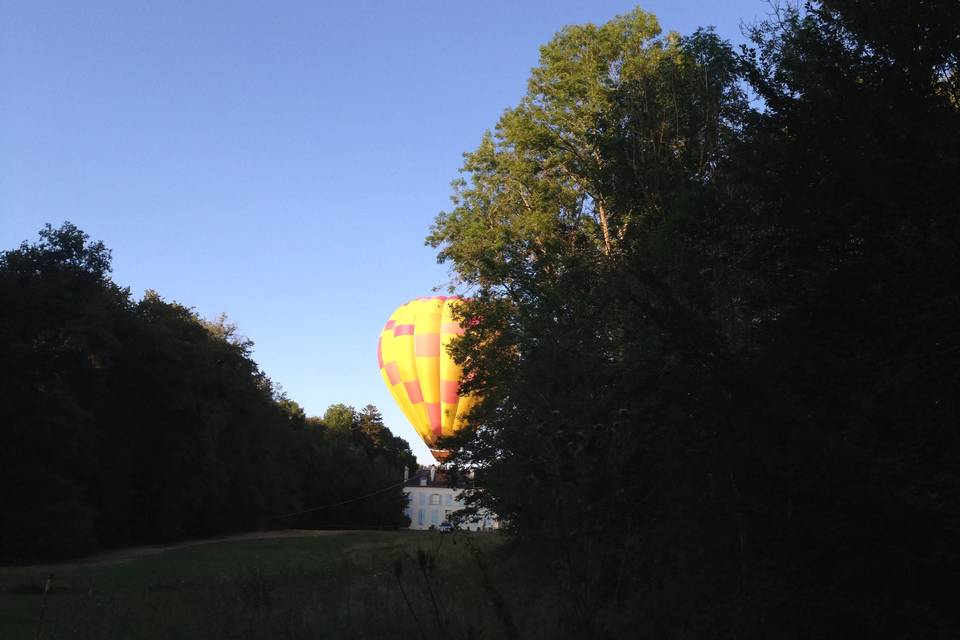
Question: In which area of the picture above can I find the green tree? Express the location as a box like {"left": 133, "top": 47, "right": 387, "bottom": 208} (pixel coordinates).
{"left": 429, "top": 8, "right": 747, "bottom": 635}
{"left": 322, "top": 403, "right": 358, "bottom": 431}
{"left": 0, "top": 223, "right": 125, "bottom": 558}
{"left": 276, "top": 396, "right": 307, "bottom": 430}
{"left": 1, "top": 224, "right": 416, "bottom": 559}
{"left": 429, "top": 2, "right": 959, "bottom": 636}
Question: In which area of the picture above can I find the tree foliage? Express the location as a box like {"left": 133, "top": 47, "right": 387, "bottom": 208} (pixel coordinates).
{"left": 0, "top": 224, "right": 415, "bottom": 561}
{"left": 431, "top": 3, "right": 959, "bottom": 637}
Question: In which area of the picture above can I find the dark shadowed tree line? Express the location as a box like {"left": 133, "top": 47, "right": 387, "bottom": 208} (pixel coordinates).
{"left": 0, "top": 224, "right": 416, "bottom": 562}
{"left": 431, "top": 2, "right": 959, "bottom": 638}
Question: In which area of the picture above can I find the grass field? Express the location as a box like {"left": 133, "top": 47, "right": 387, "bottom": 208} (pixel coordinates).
{"left": 0, "top": 530, "right": 557, "bottom": 640}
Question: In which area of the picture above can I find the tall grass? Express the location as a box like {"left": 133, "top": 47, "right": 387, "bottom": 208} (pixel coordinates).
{"left": 0, "top": 531, "right": 561, "bottom": 640}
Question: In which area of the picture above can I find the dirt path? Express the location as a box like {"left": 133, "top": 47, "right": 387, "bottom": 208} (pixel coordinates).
{"left": 1, "top": 529, "right": 345, "bottom": 574}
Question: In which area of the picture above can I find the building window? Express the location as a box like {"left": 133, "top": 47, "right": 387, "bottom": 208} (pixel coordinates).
{"left": 418, "top": 509, "right": 425, "bottom": 525}
{"left": 430, "top": 494, "right": 441, "bottom": 505}
{"left": 445, "top": 494, "right": 453, "bottom": 506}
{"left": 431, "top": 509, "right": 440, "bottom": 524}
{"left": 419, "top": 492, "right": 426, "bottom": 505}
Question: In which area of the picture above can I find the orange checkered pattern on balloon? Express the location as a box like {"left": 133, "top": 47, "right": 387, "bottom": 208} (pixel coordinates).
{"left": 378, "top": 297, "right": 477, "bottom": 459}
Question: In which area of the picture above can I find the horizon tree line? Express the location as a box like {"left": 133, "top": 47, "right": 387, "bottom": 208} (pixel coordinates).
{"left": 0, "top": 223, "right": 416, "bottom": 561}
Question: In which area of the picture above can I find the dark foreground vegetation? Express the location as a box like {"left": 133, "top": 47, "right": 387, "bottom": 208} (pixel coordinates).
{"left": 432, "top": 2, "right": 960, "bottom": 638}
{"left": 0, "top": 224, "right": 416, "bottom": 562}
{"left": 0, "top": 531, "right": 533, "bottom": 640}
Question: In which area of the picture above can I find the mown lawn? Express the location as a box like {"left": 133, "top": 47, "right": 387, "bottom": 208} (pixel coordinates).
{"left": 0, "top": 530, "right": 557, "bottom": 640}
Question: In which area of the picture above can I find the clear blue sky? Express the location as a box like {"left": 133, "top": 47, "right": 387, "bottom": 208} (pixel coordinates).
{"left": 2, "top": 1, "right": 765, "bottom": 463}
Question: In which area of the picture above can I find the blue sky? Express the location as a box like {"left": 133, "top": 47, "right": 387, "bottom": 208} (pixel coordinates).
{"left": 2, "top": 1, "right": 765, "bottom": 463}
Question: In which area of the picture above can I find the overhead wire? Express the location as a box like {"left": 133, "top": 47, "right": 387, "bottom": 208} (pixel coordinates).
{"left": 270, "top": 469, "right": 430, "bottom": 521}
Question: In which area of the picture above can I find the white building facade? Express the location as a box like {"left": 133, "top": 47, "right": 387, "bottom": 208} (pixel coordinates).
{"left": 403, "top": 466, "right": 499, "bottom": 531}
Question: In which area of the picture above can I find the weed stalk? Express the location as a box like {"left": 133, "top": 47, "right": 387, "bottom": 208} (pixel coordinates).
{"left": 34, "top": 573, "right": 53, "bottom": 640}
{"left": 394, "top": 559, "right": 429, "bottom": 640}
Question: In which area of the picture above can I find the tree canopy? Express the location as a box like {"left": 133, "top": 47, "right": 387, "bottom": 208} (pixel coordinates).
{"left": 431, "top": 2, "right": 959, "bottom": 637}
{"left": 0, "top": 224, "right": 415, "bottom": 561}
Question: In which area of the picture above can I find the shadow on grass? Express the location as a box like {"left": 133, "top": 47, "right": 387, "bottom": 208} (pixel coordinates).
{"left": 0, "top": 531, "right": 561, "bottom": 640}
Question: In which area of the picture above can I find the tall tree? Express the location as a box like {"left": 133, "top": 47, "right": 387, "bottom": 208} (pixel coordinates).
{"left": 430, "top": 2, "right": 959, "bottom": 636}
{"left": 429, "top": 8, "right": 747, "bottom": 636}
{"left": 1, "top": 224, "right": 416, "bottom": 560}
{"left": 0, "top": 223, "right": 122, "bottom": 557}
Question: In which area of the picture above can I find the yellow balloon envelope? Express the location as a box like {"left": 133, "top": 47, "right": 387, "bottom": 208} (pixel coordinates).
{"left": 378, "top": 297, "right": 477, "bottom": 461}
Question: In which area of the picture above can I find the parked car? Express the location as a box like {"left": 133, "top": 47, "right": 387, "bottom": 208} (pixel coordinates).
{"left": 438, "top": 521, "right": 453, "bottom": 533}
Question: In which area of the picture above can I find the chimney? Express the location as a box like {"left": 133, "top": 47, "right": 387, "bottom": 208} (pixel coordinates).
{"left": 403, "top": 466, "right": 409, "bottom": 482}
{"left": 429, "top": 466, "right": 436, "bottom": 483}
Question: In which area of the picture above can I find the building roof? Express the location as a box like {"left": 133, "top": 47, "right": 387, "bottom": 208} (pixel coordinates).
{"left": 403, "top": 466, "right": 475, "bottom": 489}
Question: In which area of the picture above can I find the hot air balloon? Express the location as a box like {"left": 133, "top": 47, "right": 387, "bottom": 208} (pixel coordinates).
{"left": 377, "top": 296, "right": 477, "bottom": 461}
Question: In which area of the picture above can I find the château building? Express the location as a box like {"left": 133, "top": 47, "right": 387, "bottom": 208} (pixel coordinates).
{"left": 403, "top": 466, "right": 499, "bottom": 531}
